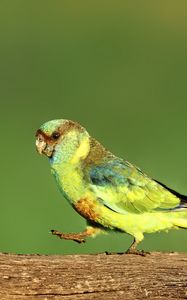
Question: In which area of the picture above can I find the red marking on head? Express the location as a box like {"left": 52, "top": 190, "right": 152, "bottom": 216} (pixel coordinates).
{"left": 36, "top": 120, "right": 84, "bottom": 142}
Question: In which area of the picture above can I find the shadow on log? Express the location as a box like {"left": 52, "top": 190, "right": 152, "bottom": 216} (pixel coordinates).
{"left": 0, "top": 252, "right": 187, "bottom": 299}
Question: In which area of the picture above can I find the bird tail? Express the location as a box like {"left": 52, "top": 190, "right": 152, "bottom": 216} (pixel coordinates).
{"left": 154, "top": 179, "right": 187, "bottom": 206}
{"left": 153, "top": 179, "right": 187, "bottom": 228}
{"left": 171, "top": 210, "right": 187, "bottom": 229}
{"left": 155, "top": 179, "right": 187, "bottom": 210}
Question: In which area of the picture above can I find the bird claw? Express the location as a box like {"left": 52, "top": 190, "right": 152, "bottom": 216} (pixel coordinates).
{"left": 105, "top": 251, "right": 125, "bottom": 255}
{"left": 105, "top": 250, "right": 149, "bottom": 256}
{"left": 72, "top": 237, "right": 85, "bottom": 244}
{"left": 126, "top": 249, "right": 150, "bottom": 256}
{"left": 51, "top": 230, "right": 86, "bottom": 243}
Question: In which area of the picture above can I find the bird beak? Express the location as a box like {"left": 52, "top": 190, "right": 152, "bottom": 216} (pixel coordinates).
{"left": 35, "top": 134, "right": 54, "bottom": 157}
{"left": 36, "top": 135, "right": 47, "bottom": 154}
{"left": 36, "top": 138, "right": 47, "bottom": 155}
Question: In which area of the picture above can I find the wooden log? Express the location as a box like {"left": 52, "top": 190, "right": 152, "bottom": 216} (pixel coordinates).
{"left": 0, "top": 252, "right": 187, "bottom": 299}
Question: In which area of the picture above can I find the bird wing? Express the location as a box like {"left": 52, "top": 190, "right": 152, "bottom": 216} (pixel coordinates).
{"left": 89, "top": 159, "right": 181, "bottom": 214}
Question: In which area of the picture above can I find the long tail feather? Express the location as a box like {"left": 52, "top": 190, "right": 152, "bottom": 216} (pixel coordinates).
{"left": 154, "top": 179, "right": 187, "bottom": 206}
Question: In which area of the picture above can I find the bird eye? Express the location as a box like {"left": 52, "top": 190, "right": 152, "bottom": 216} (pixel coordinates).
{"left": 52, "top": 131, "right": 60, "bottom": 140}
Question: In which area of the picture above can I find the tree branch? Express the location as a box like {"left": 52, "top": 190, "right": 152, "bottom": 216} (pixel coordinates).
{"left": 0, "top": 252, "right": 187, "bottom": 299}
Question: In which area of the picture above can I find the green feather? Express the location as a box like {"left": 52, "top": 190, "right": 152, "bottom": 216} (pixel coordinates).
{"left": 36, "top": 119, "right": 187, "bottom": 251}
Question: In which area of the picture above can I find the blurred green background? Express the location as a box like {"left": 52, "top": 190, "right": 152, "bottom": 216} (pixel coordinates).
{"left": 1, "top": 1, "right": 187, "bottom": 254}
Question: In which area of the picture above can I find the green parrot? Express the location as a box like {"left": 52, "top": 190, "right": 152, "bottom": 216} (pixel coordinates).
{"left": 35, "top": 119, "right": 187, "bottom": 254}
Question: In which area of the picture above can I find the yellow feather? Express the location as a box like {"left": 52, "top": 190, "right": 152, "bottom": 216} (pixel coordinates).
{"left": 71, "top": 137, "right": 90, "bottom": 164}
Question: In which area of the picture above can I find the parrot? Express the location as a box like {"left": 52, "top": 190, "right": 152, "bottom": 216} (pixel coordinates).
{"left": 35, "top": 119, "right": 187, "bottom": 255}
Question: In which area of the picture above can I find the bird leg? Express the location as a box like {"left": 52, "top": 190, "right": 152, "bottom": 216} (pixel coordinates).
{"left": 126, "top": 238, "right": 148, "bottom": 256}
{"left": 51, "top": 226, "right": 101, "bottom": 243}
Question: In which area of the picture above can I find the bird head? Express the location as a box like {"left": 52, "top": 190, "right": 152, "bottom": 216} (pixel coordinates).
{"left": 35, "top": 119, "right": 85, "bottom": 159}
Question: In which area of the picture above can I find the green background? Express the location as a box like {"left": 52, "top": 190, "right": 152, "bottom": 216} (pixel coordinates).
{"left": 1, "top": 1, "right": 187, "bottom": 254}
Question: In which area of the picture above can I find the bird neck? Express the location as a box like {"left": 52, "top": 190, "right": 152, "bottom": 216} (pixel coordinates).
{"left": 49, "top": 131, "right": 113, "bottom": 204}
{"left": 49, "top": 131, "right": 91, "bottom": 202}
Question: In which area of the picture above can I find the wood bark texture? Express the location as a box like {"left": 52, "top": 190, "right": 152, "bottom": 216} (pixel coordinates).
{"left": 0, "top": 252, "right": 187, "bottom": 300}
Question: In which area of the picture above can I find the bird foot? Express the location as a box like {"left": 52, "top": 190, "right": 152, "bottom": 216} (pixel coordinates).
{"left": 126, "top": 249, "right": 150, "bottom": 256}
{"left": 105, "top": 250, "right": 150, "bottom": 256}
{"left": 105, "top": 251, "right": 125, "bottom": 255}
{"left": 51, "top": 230, "right": 86, "bottom": 243}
